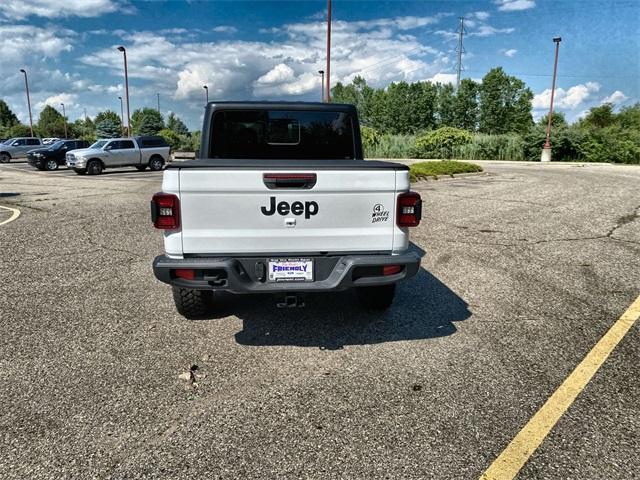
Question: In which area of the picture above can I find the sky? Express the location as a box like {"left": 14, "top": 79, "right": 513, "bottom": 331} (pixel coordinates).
{"left": 1, "top": 0, "right": 638, "bottom": 130}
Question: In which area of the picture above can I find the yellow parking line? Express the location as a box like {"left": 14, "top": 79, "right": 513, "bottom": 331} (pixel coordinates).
{"left": 481, "top": 295, "right": 640, "bottom": 480}
{"left": 0, "top": 205, "right": 21, "bottom": 226}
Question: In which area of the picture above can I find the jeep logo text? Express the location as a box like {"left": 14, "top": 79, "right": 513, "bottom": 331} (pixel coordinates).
{"left": 261, "top": 196, "right": 319, "bottom": 219}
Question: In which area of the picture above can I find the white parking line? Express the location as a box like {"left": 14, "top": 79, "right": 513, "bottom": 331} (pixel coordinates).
{"left": 0, "top": 205, "right": 21, "bottom": 226}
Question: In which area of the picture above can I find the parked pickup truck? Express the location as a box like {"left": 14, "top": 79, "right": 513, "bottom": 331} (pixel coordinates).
{"left": 151, "top": 102, "right": 423, "bottom": 318}
{"left": 0, "top": 137, "right": 43, "bottom": 162}
{"left": 66, "top": 135, "right": 170, "bottom": 175}
{"left": 27, "top": 139, "right": 90, "bottom": 171}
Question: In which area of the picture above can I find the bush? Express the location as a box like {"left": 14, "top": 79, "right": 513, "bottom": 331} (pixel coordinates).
{"left": 414, "top": 127, "right": 472, "bottom": 159}
{"left": 159, "top": 129, "right": 182, "bottom": 150}
{"left": 454, "top": 134, "right": 525, "bottom": 161}
{"left": 364, "top": 133, "right": 416, "bottom": 158}
{"left": 360, "top": 126, "right": 380, "bottom": 153}
{"left": 410, "top": 160, "right": 483, "bottom": 181}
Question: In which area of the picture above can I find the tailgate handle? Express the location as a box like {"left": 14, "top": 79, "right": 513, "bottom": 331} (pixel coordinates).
{"left": 263, "top": 173, "right": 316, "bottom": 189}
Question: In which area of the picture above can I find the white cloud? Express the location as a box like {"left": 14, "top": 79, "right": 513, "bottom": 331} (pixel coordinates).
{"left": 212, "top": 26, "right": 238, "bottom": 34}
{"left": 503, "top": 49, "right": 518, "bottom": 57}
{"left": 472, "top": 11, "right": 491, "bottom": 21}
{"left": 0, "top": 25, "right": 74, "bottom": 62}
{"left": 469, "top": 25, "right": 515, "bottom": 37}
{"left": 0, "top": 0, "right": 123, "bottom": 20}
{"left": 495, "top": 0, "right": 536, "bottom": 12}
{"left": 601, "top": 90, "right": 628, "bottom": 105}
{"left": 36, "top": 93, "right": 79, "bottom": 110}
{"left": 255, "top": 64, "right": 296, "bottom": 85}
{"left": 425, "top": 73, "right": 458, "bottom": 85}
{"left": 82, "top": 13, "right": 451, "bottom": 103}
{"left": 533, "top": 82, "right": 601, "bottom": 110}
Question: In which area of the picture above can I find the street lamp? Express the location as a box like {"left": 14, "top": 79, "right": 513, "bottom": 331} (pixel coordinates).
{"left": 60, "top": 103, "right": 67, "bottom": 139}
{"left": 118, "top": 96, "right": 125, "bottom": 136}
{"left": 19, "top": 69, "right": 34, "bottom": 137}
{"left": 318, "top": 70, "right": 325, "bottom": 102}
{"left": 325, "top": 0, "right": 332, "bottom": 103}
{"left": 541, "top": 37, "right": 562, "bottom": 162}
{"left": 117, "top": 46, "right": 131, "bottom": 137}
{"left": 157, "top": 93, "right": 160, "bottom": 113}
{"left": 203, "top": 85, "right": 209, "bottom": 105}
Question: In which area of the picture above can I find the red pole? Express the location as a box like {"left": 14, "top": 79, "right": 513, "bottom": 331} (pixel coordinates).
{"left": 544, "top": 37, "right": 562, "bottom": 149}
{"left": 325, "top": 0, "right": 332, "bottom": 103}
{"left": 118, "top": 46, "right": 131, "bottom": 137}
{"left": 19, "top": 69, "right": 33, "bottom": 137}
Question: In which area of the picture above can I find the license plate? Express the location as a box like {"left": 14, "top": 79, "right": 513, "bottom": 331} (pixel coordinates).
{"left": 268, "top": 258, "right": 313, "bottom": 282}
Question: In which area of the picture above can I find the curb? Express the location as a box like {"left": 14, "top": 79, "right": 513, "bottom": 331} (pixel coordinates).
{"left": 412, "top": 171, "right": 488, "bottom": 183}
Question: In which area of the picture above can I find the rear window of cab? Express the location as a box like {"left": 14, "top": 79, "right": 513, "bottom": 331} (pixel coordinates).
{"left": 210, "top": 110, "right": 356, "bottom": 160}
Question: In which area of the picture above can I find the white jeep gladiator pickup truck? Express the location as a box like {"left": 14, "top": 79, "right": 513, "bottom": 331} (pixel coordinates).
{"left": 152, "top": 102, "right": 423, "bottom": 318}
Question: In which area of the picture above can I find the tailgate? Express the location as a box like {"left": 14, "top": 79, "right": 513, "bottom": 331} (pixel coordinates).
{"left": 179, "top": 168, "right": 400, "bottom": 254}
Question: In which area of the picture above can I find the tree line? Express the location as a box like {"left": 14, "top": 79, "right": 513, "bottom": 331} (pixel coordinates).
{"left": 331, "top": 67, "right": 534, "bottom": 135}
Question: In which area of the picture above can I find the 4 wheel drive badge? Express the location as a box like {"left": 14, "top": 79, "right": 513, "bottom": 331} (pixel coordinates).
{"left": 372, "top": 204, "right": 389, "bottom": 223}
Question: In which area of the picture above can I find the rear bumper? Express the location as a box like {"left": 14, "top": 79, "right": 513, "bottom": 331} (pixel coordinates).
{"left": 152, "top": 251, "right": 422, "bottom": 293}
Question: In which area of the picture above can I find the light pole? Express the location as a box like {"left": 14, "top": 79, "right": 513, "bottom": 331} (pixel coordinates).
{"left": 203, "top": 85, "right": 209, "bottom": 105}
{"left": 83, "top": 108, "right": 87, "bottom": 138}
{"left": 157, "top": 93, "right": 160, "bottom": 113}
{"left": 117, "top": 46, "right": 131, "bottom": 137}
{"left": 118, "top": 96, "right": 125, "bottom": 136}
{"left": 325, "top": 0, "right": 332, "bottom": 102}
{"left": 541, "top": 37, "right": 562, "bottom": 162}
{"left": 318, "top": 70, "right": 325, "bottom": 102}
{"left": 60, "top": 103, "right": 67, "bottom": 139}
{"left": 19, "top": 69, "right": 34, "bottom": 137}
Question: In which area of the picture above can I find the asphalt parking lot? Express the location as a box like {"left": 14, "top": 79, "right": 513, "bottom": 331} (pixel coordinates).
{"left": 1, "top": 160, "right": 638, "bottom": 479}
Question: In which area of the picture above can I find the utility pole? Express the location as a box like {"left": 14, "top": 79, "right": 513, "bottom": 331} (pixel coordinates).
{"left": 325, "top": 0, "right": 332, "bottom": 102}
{"left": 203, "top": 85, "right": 209, "bottom": 106}
{"left": 157, "top": 93, "right": 160, "bottom": 113}
{"left": 318, "top": 70, "right": 325, "bottom": 102}
{"left": 118, "top": 96, "right": 125, "bottom": 136}
{"left": 455, "top": 17, "right": 465, "bottom": 90}
{"left": 83, "top": 108, "right": 87, "bottom": 138}
{"left": 117, "top": 46, "right": 131, "bottom": 137}
{"left": 19, "top": 69, "right": 34, "bottom": 137}
{"left": 541, "top": 37, "right": 562, "bottom": 162}
{"left": 60, "top": 103, "right": 67, "bottom": 139}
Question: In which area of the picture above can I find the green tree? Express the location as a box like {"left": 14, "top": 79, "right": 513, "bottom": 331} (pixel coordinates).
{"left": 580, "top": 103, "right": 616, "bottom": 128}
{"left": 131, "top": 108, "right": 164, "bottom": 135}
{"left": 158, "top": 128, "right": 182, "bottom": 150}
{"left": 166, "top": 112, "right": 189, "bottom": 135}
{"left": 479, "top": 67, "right": 533, "bottom": 134}
{"left": 95, "top": 119, "right": 122, "bottom": 138}
{"left": 95, "top": 110, "right": 122, "bottom": 126}
{"left": 616, "top": 103, "right": 640, "bottom": 130}
{"left": 453, "top": 79, "right": 479, "bottom": 131}
{"left": 436, "top": 83, "right": 456, "bottom": 128}
{"left": 414, "top": 126, "right": 472, "bottom": 158}
{"left": 0, "top": 100, "right": 19, "bottom": 129}
{"left": 37, "top": 105, "right": 67, "bottom": 137}
{"left": 537, "top": 111, "right": 567, "bottom": 129}
{"left": 7, "top": 124, "right": 32, "bottom": 137}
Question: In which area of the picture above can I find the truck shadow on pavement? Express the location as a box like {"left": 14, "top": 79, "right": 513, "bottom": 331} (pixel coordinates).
{"left": 213, "top": 268, "right": 472, "bottom": 349}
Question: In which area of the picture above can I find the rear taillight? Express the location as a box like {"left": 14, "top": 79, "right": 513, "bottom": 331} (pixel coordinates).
{"left": 397, "top": 192, "right": 422, "bottom": 227}
{"left": 151, "top": 193, "right": 180, "bottom": 229}
{"left": 174, "top": 269, "right": 195, "bottom": 280}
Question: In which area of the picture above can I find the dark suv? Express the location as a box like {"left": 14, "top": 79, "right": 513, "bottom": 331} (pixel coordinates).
{"left": 27, "top": 139, "right": 90, "bottom": 171}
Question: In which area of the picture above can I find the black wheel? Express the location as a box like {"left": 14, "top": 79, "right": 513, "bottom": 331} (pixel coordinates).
{"left": 86, "top": 160, "right": 102, "bottom": 175}
{"left": 74, "top": 168, "right": 87, "bottom": 175}
{"left": 172, "top": 287, "right": 214, "bottom": 319}
{"left": 149, "top": 156, "right": 164, "bottom": 171}
{"left": 356, "top": 284, "right": 396, "bottom": 311}
{"left": 36, "top": 164, "right": 46, "bottom": 171}
{"left": 45, "top": 159, "right": 58, "bottom": 171}
{"left": 135, "top": 165, "right": 147, "bottom": 171}
{"left": 0, "top": 153, "right": 10, "bottom": 163}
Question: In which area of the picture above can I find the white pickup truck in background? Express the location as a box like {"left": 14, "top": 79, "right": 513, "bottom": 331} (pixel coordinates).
{"left": 66, "top": 135, "right": 170, "bottom": 175}
{"left": 152, "top": 102, "right": 423, "bottom": 318}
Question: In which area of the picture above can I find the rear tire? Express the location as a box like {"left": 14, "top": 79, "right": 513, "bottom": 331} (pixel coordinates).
{"left": 356, "top": 284, "right": 396, "bottom": 311}
{"left": 172, "top": 287, "right": 214, "bottom": 319}
{"left": 87, "top": 160, "right": 102, "bottom": 175}
{"left": 0, "top": 153, "right": 10, "bottom": 163}
{"left": 149, "top": 156, "right": 164, "bottom": 171}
